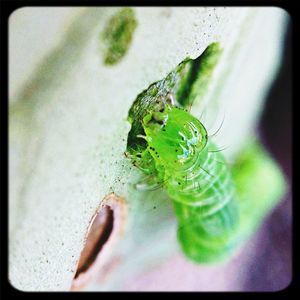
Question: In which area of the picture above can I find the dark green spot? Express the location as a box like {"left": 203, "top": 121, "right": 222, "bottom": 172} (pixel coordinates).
{"left": 176, "top": 42, "right": 222, "bottom": 106}
{"left": 102, "top": 8, "right": 138, "bottom": 65}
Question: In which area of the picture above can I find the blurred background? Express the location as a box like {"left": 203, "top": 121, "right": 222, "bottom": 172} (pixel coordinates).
{"left": 242, "top": 20, "right": 292, "bottom": 291}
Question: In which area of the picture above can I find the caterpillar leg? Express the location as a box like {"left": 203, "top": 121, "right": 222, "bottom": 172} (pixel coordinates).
{"left": 135, "top": 175, "right": 165, "bottom": 191}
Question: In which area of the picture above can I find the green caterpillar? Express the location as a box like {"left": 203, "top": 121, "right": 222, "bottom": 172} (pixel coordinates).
{"left": 128, "top": 94, "right": 239, "bottom": 263}
{"left": 126, "top": 43, "right": 286, "bottom": 263}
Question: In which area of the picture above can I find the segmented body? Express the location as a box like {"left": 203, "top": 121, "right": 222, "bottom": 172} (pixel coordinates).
{"left": 168, "top": 142, "right": 239, "bottom": 262}
{"left": 131, "top": 103, "right": 239, "bottom": 263}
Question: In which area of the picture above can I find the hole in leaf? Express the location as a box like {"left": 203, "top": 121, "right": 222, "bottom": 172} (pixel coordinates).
{"left": 74, "top": 206, "right": 114, "bottom": 278}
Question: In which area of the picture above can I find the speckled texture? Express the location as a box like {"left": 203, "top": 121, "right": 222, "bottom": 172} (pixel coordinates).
{"left": 9, "top": 7, "right": 288, "bottom": 291}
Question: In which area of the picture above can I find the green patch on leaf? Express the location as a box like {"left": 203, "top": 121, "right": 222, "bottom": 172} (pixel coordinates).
{"left": 102, "top": 8, "right": 138, "bottom": 65}
{"left": 176, "top": 42, "right": 222, "bottom": 107}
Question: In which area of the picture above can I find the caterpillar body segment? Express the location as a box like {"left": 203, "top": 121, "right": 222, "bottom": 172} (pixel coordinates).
{"left": 171, "top": 145, "right": 239, "bottom": 262}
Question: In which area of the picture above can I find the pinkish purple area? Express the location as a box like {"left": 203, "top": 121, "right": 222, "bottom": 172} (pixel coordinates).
{"left": 121, "top": 246, "right": 252, "bottom": 291}
{"left": 121, "top": 197, "right": 291, "bottom": 291}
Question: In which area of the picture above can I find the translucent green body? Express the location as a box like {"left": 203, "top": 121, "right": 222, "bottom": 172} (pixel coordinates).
{"left": 134, "top": 105, "right": 239, "bottom": 263}
{"left": 169, "top": 142, "right": 239, "bottom": 263}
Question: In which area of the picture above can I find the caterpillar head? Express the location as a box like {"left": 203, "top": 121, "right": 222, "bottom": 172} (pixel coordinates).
{"left": 142, "top": 104, "right": 208, "bottom": 171}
